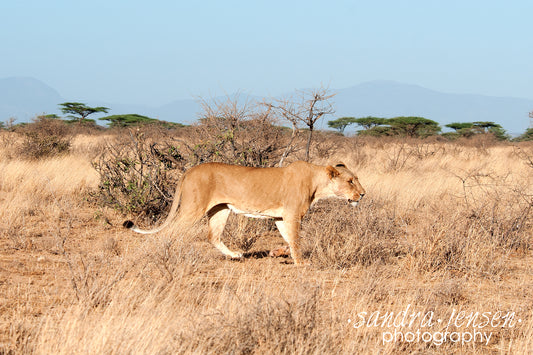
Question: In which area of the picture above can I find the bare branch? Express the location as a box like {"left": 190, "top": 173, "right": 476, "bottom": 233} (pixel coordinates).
{"left": 263, "top": 86, "right": 335, "bottom": 162}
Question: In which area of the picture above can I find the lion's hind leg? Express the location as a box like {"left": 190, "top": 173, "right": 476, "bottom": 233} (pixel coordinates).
{"left": 207, "top": 205, "right": 243, "bottom": 259}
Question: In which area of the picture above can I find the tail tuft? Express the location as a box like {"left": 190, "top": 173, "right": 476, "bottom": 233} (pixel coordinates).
{"left": 123, "top": 220, "right": 135, "bottom": 229}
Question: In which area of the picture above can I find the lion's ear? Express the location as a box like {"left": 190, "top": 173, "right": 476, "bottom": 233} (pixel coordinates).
{"left": 326, "top": 165, "right": 340, "bottom": 179}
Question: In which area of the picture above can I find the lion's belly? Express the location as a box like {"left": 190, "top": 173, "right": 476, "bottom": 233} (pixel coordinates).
{"left": 227, "top": 204, "right": 283, "bottom": 219}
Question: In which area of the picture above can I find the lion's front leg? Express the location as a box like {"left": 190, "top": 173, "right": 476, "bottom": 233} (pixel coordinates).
{"left": 274, "top": 219, "right": 306, "bottom": 265}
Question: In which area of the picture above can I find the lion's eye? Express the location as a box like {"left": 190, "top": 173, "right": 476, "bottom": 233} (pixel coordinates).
{"left": 348, "top": 180, "right": 354, "bottom": 185}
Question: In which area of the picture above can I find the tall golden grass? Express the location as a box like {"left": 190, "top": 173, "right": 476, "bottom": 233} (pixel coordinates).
{"left": 0, "top": 132, "right": 532, "bottom": 354}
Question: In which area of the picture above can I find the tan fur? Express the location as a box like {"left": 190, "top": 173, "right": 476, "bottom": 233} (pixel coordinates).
{"left": 124, "top": 161, "right": 365, "bottom": 265}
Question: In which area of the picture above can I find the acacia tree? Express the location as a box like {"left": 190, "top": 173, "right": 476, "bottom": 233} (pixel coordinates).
{"left": 446, "top": 122, "right": 474, "bottom": 132}
{"left": 517, "top": 127, "right": 533, "bottom": 141}
{"left": 445, "top": 121, "right": 507, "bottom": 140}
{"left": 327, "top": 116, "right": 356, "bottom": 134}
{"left": 98, "top": 114, "right": 184, "bottom": 128}
{"left": 445, "top": 122, "right": 475, "bottom": 138}
{"left": 472, "top": 121, "right": 501, "bottom": 133}
{"left": 353, "top": 117, "right": 387, "bottom": 131}
{"left": 473, "top": 121, "right": 508, "bottom": 140}
{"left": 269, "top": 87, "right": 335, "bottom": 163}
{"left": 59, "top": 102, "right": 109, "bottom": 125}
{"left": 526, "top": 111, "right": 533, "bottom": 139}
{"left": 388, "top": 116, "right": 441, "bottom": 137}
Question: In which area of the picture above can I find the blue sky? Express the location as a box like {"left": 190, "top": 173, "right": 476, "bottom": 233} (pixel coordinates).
{"left": 1, "top": 0, "right": 532, "bottom": 105}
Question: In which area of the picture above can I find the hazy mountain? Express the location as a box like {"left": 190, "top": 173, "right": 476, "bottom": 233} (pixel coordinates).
{"left": 156, "top": 98, "right": 201, "bottom": 123}
{"left": 334, "top": 81, "right": 533, "bottom": 134}
{"left": 0, "top": 77, "right": 64, "bottom": 121}
{"left": 1, "top": 77, "right": 531, "bottom": 134}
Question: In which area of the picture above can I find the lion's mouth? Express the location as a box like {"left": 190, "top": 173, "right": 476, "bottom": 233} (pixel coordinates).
{"left": 348, "top": 199, "right": 359, "bottom": 207}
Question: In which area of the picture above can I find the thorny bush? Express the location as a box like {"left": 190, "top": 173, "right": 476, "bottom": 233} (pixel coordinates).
{"left": 92, "top": 97, "right": 300, "bottom": 225}
{"left": 92, "top": 130, "right": 184, "bottom": 222}
{"left": 17, "top": 117, "right": 72, "bottom": 159}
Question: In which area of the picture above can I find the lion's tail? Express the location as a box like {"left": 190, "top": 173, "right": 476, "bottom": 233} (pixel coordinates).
{"left": 123, "top": 177, "right": 185, "bottom": 235}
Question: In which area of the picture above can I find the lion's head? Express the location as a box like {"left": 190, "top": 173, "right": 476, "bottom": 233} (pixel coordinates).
{"left": 326, "top": 163, "right": 366, "bottom": 206}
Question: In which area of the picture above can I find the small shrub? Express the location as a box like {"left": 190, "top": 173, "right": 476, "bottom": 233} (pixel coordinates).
{"left": 304, "top": 199, "right": 406, "bottom": 269}
{"left": 188, "top": 286, "right": 334, "bottom": 354}
{"left": 17, "top": 117, "right": 71, "bottom": 159}
{"left": 192, "top": 96, "right": 290, "bottom": 167}
{"left": 92, "top": 130, "right": 183, "bottom": 222}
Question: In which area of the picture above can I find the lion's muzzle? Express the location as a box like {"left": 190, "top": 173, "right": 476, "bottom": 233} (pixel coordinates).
{"left": 349, "top": 193, "right": 365, "bottom": 207}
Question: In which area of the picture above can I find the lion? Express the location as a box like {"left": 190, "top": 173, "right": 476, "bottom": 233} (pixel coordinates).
{"left": 124, "top": 161, "right": 365, "bottom": 265}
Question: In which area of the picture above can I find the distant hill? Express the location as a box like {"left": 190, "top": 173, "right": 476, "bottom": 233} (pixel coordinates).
{"left": 333, "top": 81, "right": 533, "bottom": 135}
{"left": 0, "top": 77, "right": 64, "bottom": 121}
{"left": 1, "top": 77, "right": 531, "bottom": 134}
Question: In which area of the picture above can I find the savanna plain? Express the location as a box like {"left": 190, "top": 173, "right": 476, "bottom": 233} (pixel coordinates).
{"left": 0, "top": 125, "right": 532, "bottom": 354}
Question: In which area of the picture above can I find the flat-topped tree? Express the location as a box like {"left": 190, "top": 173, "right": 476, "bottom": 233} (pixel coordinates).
{"left": 59, "top": 102, "right": 109, "bottom": 125}
{"left": 388, "top": 116, "right": 441, "bottom": 137}
{"left": 99, "top": 114, "right": 185, "bottom": 129}
{"left": 445, "top": 122, "right": 475, "bottom": 137}
{"left": 327, "top": 116, "right": 356, "bottom": 134}
{"left": 353, "top": 116, "right": 387, "bottom": 131}
{"left": 472, "top": 121, "right": 508, "bottom": 140}
{"left": 517, "top": 128, "right": 533, "bottom": 141}
{"left": 100, "top": 114, "right": 158, "bottom": 128}
{"left": 472, "top": 121, "right": 502, "bottom": 133}
{"left": 445, "top": 121, "right": 507, "bottom": 140}
{"left": 445, "top": 122, "right": 474, "bottom": 131}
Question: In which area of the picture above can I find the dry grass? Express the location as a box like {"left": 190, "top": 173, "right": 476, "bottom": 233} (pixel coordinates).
{"left": 0, "top": 133, "right": 532, "bottom": 354}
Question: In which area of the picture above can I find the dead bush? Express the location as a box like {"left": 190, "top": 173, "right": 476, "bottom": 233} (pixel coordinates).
{"left": 187, "top": 286, "right": 339, "bottom": 354}
{"left": 513, "top": 144, "right": 533, "bottom": 169}
{"left": 450, "top": 168, "right": 533, "bottom": 252}
{"left": 147, "top": 235, "right": 209, "bottom": 282}
{"left": 304, "top": 198, "right": 407, "bottom": 269}
{"left": 17, "top": 117, "right": 71, "bottom": 159}
{"left": 1, "top": 212, "right": 30, "bottom": 250}
{"left": 92, "top": 130, "right": 183, "bottom": 223}
{"left": 190, "top": 95, "right": 290, "bottom": 167}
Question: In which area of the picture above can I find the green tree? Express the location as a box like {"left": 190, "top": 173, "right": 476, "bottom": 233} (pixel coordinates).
{"left": 444, "top": 122, "right": 475, "bottom": 139}
{"left": 521, "top": 111, "right": 533, "bottom": 140}
{"left": 445, "top": 122, "right": 474, "bottom": 132}
{"left": 99, "top": 114, "right": 157, "bottom": 128}
{"left": 353, "top": 116, "right": 387, "bottom": 130}
{"left": 444, "top": 121, "right": 508, "bottom": 140}
{"left": 59, "top": 102, "right": 109, "bottom": 125}
{"left": 516, "top": 127, "right": 533, "bottom": 141}
{"left": 99, "top": 114, "right": 184, "bottom": 128}
{"left": 388, "top": 116, "right": 441, "bottom": 137}
{"left": 357, "top": 125, "right": 394, "bottom": 137}
{"left": 327, "top": 116, "right": 356, "bottom": 134}
{"left": 472, "top": 121, "right": 508, "bottom": 140}
{"left": 472, "top": 121, "right": 500, "bottom": 133}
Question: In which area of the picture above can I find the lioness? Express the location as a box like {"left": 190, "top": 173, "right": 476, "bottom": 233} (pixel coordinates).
{"left": 124, "top": 161, "right": 365, "bottom": 265}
